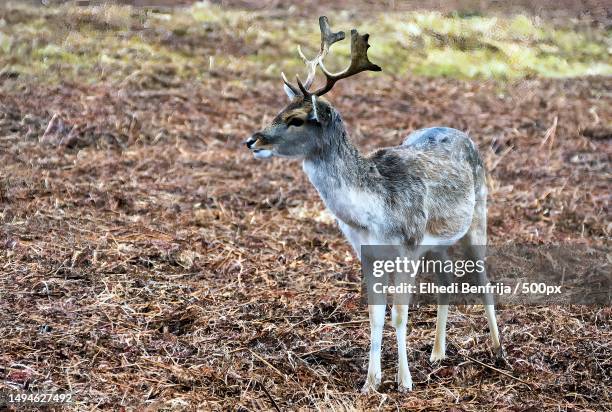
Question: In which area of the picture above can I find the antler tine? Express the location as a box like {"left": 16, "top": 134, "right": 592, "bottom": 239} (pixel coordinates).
{"left": 296, "top": 45, "right": 319, "bottom": 91}
{"left": 314, "top": 28, "right": 382, "bottom": 96}
{"left": 318, "top": 16, "right": 345, "bottom": 57}
{"left": 295, "top": 16, "right": 345, "bottom": 92}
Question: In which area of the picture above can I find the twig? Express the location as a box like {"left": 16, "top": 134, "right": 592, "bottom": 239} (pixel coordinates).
{"left": 258, "top": 380, "right": 282, "bottom": 412}
{"left": 461, "top": 353, "right": 531, "bottom": 388}
{"left": 541, "top": 115, "right": 558, "bottom": 150}
{"left": 488, "top": 144, "right": 514, "bottom": 172}
{"left": 321, "top": 319, "right": 369, "bottom": 327}
{"left": 249, "top": 350, "right": 285, "bottom": 379}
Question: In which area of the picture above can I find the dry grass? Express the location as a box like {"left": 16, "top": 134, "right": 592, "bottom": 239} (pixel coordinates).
{"left": 1, "top": 1, "right": 611, "bottom": 410}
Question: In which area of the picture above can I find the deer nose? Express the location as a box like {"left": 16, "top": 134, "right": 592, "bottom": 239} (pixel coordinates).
{"left": 245, "top": 133, "right": 262, "bottom": 149}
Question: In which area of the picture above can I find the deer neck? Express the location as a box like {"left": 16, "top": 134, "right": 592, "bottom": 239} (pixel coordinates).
{"left": 302, "top": 122, "right": 375, "bottom": 227}
{"left": 304, "top": 123, "right": 365, "bottom": 183}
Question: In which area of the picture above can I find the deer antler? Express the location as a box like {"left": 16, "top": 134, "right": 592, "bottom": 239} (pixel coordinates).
{"left": 283, "top": 16, "right": 381, "bottom": 98}
{"left": 295, "top": 16, "right": 345, "bottom": 94}
{"left": 313, "top": 29, "right": 381, "bottom": 96}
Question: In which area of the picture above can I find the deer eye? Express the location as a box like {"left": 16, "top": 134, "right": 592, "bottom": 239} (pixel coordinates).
{"left": 287, "top": 117, "right": 304, "bottom": 127}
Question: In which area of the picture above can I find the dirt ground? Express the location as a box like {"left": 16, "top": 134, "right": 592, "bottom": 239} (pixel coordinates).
{"left": 0, "top": 1, "right": 610, "bottom": 411}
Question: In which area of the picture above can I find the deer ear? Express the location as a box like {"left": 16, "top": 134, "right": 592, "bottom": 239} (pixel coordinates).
{"left": 284, "top": 83, "right": 298, "bottom": 100}
{"left": 308, "top": 95, "right": 320, "bottom": 122}
{"left": 282, "top": 73, "right": 299, "bottom": 100}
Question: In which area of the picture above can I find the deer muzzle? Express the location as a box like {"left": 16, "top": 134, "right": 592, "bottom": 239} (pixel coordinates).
{"left": 245, "top": 133, "right": 273, "bottom": 159}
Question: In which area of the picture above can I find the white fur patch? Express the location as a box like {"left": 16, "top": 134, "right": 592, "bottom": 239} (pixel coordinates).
{"left": 421, "top": 229, "right": 468, "bottom": 246}
{"left": 253, "top": 149, "right": 273, "bottom": 159}
{"left": 330, "top": 187, "right": 386, "bottom": 231}
{"left": 311, "top": 95, "right": 319, "bottom": 121}
{"left": 303, "top": 161, "right": 390, "bottom": 238}
{"left": 479, "top": 185, "right": 487, "bottom": 198}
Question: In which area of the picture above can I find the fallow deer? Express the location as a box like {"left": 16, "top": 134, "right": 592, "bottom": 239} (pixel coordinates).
{"left": 245, "top": 16, "right": 502, "bottom": 393}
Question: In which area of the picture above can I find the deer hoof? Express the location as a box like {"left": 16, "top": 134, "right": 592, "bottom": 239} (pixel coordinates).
{"left": 396, "top": 369, "right": 413, "bottom": 392}
{"left": 430, "top": 349, "right": 446, "bottom": 363}
{"left": 398, "top": 382, "right": 413, "bottom": 393}
{"left": 360, "top": 377, "right": 381, "bottom": 394}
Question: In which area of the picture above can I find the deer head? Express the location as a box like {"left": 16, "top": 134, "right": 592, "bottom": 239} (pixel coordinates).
{"left": 245, "top": 16, "right": 381, "bottom": 159}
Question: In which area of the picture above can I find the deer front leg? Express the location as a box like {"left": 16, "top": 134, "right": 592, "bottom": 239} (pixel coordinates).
{"left": 392, "top": 304, "right": 412, "bottom": 391}
{"left": 362, "top": 304, "right": 385, "bottom": 393}
{"left": 430, "top": 304, "right": 449, "bottom": 362}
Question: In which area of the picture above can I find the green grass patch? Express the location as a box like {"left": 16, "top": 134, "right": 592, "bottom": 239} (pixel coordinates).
{"left": 0, "top": 1, "right": 610, "bottom": 85}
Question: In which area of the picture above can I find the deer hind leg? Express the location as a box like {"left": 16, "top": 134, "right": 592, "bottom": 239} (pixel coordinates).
{"left": 461, "top": 212, "right": 502, "bottom": 355}
{"left": 362, "top": 304, "right": 385, "bottom": 393}
{"left": 391, "top": 248, "right": 419, "bottom": 391}
{"left": 430, "top": 250, "right": 451, "bottom": 362}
